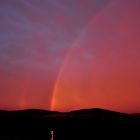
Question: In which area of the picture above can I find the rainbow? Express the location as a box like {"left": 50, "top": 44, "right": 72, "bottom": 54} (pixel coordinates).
{"left": 50, "top": 0, "right": 115, "bottom": 111}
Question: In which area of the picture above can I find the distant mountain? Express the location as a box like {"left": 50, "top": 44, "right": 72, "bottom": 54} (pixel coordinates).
{"left": 0, "top": 108, "right": 127, "bottom": 116}
{"left": 69, "top": 108, "right": 127, "bottom": 116}
{"left": 0, "top": 109, "right": 60, "bottom": 116}
{"left": 12, "top": 109, "right": 60, "bottom": 115}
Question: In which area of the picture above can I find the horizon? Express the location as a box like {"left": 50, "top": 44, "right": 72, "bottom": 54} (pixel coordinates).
{"left": 0, "top": 107, "right": 139, "bottom": 114}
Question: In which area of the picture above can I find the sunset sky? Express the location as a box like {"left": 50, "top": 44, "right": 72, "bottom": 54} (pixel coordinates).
{"left": 0, "top": 0, "right": 140, "bottom": 113}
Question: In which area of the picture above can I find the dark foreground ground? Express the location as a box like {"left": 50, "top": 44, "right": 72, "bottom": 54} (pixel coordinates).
{"left": 0, "top": 108, "right": 140, "bottom": 140}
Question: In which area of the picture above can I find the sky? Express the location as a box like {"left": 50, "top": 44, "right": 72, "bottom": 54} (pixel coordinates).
{"left": 0, "top": 0, "right": 140, "bottom": 113}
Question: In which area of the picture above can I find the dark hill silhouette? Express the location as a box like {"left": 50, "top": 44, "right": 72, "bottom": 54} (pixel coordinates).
{"left": 0, "top": 108, "right": 127, "bottom": 117}
{"left": 0, "top": 108, "right": 139, "bottom": 140}
{"left": 0, "top": 109, "right": 59, "bottom": 114}
{"left": 12, "top": 109, "right": 60, "bottom": 115}
{"left": 69, "top": 108, "right": 127, "bottom": 116}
